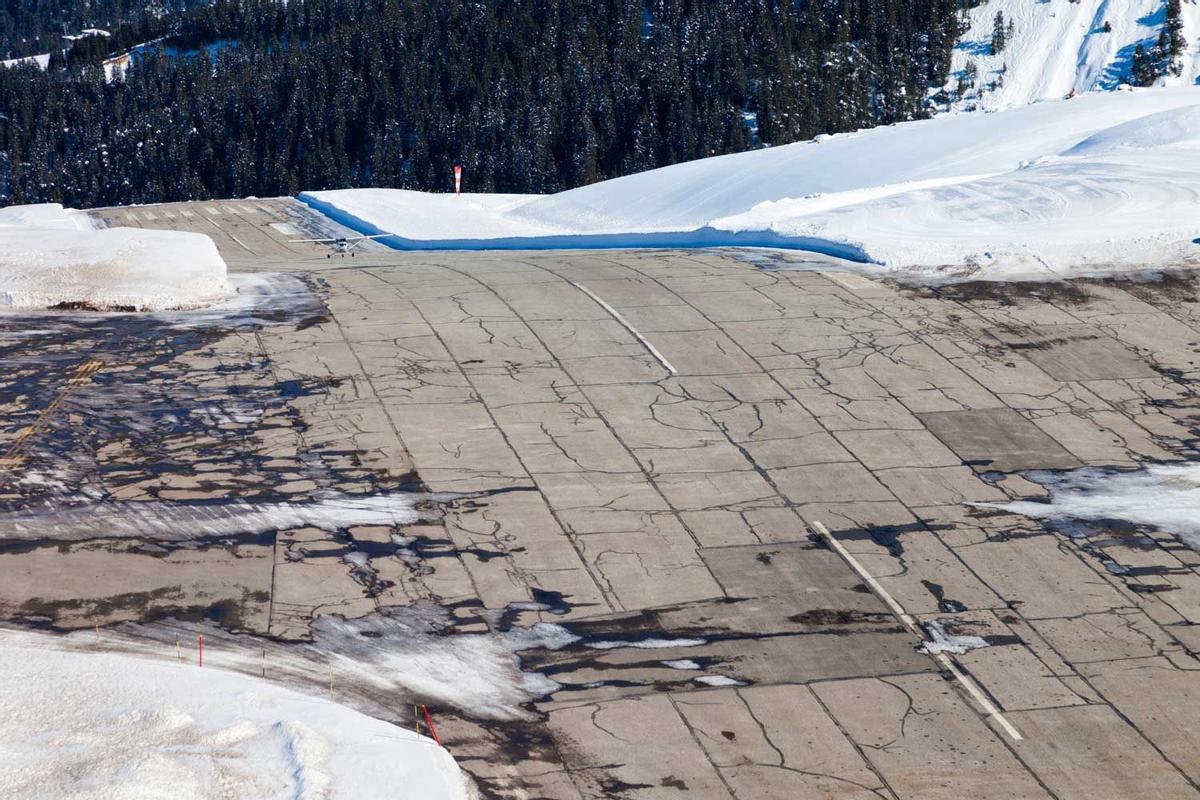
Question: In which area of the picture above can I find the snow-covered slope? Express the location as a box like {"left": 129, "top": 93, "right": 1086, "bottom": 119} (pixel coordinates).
{"left": 0, "top": 204, "right": 229, "bottom": 310}
{"left": 303, "top": 86, "right": 1200, "bottom": 280}
{"left": 0, "top": 53, "right": 50, "bottom": 70}
{"left": 942, "top": 0, "right": 1200, "bottom": 112}
{"left": 0, "top": 628, "right": 471, "bottom": 800}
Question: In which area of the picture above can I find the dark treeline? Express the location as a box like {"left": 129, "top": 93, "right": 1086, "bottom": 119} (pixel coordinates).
{"left": 0, "top": 0, "right": 964, "bottom": 208}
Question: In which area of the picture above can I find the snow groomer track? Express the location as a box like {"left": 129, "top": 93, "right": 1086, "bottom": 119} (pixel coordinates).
{"left": 5, "top": 195, "right": 1200, "bottom": 798}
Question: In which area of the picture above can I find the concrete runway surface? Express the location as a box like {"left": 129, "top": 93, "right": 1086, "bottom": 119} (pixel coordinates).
{"left": 1, "top": 197, "right": 1199, "bottom": 798}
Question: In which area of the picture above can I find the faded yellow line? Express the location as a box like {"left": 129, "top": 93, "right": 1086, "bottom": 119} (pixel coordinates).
{"left": 0, "top": 359, "right": 104, "bottom": 476}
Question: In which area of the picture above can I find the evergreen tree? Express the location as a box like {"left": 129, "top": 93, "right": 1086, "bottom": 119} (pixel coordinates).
{"left": 1130, "top": 43, "right": 1157, "bottom": 86}
{"left": 991, "top": 11, "right": 1007, "bottom": 53}
{"left": 1164, "top": 0, "right": 1186, "bottom": 76}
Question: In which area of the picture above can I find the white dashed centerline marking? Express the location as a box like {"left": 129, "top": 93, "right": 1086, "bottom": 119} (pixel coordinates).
{"left": 810, "top": 519, "right": 1024, "bottom": 741}
{"left": 570, "top": 281, "right": 677, "bottom": 375}
{"left": 203, "top": 216, "right": 253, "bottom": 254}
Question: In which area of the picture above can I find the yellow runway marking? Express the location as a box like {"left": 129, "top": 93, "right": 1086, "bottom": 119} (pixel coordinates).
{"left": 0, "top": 359, "right": 104, "bottom": 476}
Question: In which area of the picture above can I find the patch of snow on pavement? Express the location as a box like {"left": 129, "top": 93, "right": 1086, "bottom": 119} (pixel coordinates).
{"left": 0, "top": 490, "right": 454, "bottom": 543}
{"left": 584, "top": 637, "right": 706, "bottom": 650}
{"left": 0, "top": 627, "right": 471, "bottom": 800}
{"left": 978, "top": 462, "right": 1200, "bottom": 549}
{"left": 918, "top": 620, "right": 990, "bottom": 656}
{"left": 0, "top": 203, "right": 229, "bottom": 311}
{"left": 302, "top": 86, "right": 1200, "bottom": 279}
{"left": 59, "top": 603, "right": 577, "bottom": 722}
{"left": 694, "top": 675, "right": 746, "bottom": 687}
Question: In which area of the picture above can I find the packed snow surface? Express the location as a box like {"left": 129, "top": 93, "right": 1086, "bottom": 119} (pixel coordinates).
{"left": 303, "top": 86, "right": 1200, "bottom": 279}
{"left": 0, "top": 204, "right": 228, "bottom": 310}
{"left": 0, "top": 628, "right": 470, "bottom": 800}
{"left": 941, "top": 0, "right": 1200, "bottom": 112}
{"left": 980, "top": 462, "right": 1200, "bottom": 548}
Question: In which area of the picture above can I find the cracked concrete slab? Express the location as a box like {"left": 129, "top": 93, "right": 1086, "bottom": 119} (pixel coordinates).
{"left": 11, "top": 199, "right": 1200, "bottom": 798}
{"left": 918, "top": 408, "right": 1082, "bottom": 472}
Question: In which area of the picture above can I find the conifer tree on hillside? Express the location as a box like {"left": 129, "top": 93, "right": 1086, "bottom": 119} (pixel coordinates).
{"left": 1130, "top": 43, "right": 1157, "bottom": 86}
{"left": 991, "top": 11, "right": 1007, "bottom": 54}
{"left": 1164, "top": 0, "right": 1186, "bottom": 76}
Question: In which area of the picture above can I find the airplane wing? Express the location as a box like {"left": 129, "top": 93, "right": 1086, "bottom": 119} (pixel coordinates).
{"left": 288, "top": 234, "right": 391, "bottom": 243}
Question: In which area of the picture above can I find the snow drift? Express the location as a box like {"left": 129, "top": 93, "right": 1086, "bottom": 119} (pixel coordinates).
{"left": 0, "top": 627, "right": 471, "bottom": 800}
{"left": 302, "top": 86, "right": 1200, "bottom": 279}
{"left": 0, "top": 204, "right": 228, "bottom": 311}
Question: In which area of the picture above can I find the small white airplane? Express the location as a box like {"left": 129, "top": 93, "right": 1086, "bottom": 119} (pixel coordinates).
{"left": 289, "top": 233, "right": 391, "bottom": 257}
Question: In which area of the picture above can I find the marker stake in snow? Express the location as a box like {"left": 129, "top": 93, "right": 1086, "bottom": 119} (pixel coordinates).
{"left": 198, "top": 635, "right": 203, "bottom": 668}
{"left": 421, "top": 704, "right": 442, "bottom": 747}
{"left": 454, "top": 164, "right": 462, "bottom": 197}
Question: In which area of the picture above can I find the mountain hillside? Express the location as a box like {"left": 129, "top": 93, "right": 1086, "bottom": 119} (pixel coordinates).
{"left": 940, "top": 0, "right": 1200, "bottom": 111}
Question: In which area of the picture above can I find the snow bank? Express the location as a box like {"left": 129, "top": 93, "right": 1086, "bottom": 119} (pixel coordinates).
{"left": 302, "top": 189, "right": 548, "bottom": 241}
{"left": 940, "top": 0, "right": 1200, "bottom": 113}
{"left": 303, "top": 86, "right": 1200, "bottom": 278}
{"left": 0, "top": 204, "right": 229, "bottom": 310}
{"left": 0, "top": 628, "right": 471, "bottom": 800}
{"left": 979, "top": 462, "right": 1200, "bottom": 549}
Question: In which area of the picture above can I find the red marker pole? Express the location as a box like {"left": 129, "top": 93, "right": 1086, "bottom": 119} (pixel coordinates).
{"left": 454, "top": 164, "right": 462, "bottom": 197}
{"left": 421, "top": 704, "right": 442, "bottom": 747}
{"left": 198, "top": 635, "right": 203, "bottom": 667}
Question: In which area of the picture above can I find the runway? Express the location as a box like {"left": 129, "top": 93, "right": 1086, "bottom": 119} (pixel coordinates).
{"left": 2, "top": 197, "right": 1199, "bottom": 798}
